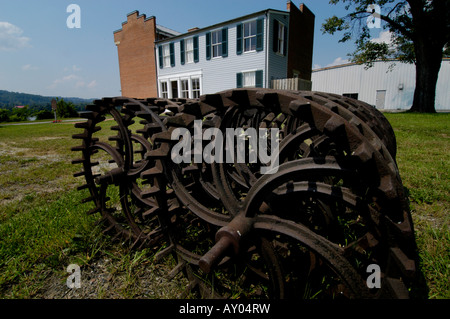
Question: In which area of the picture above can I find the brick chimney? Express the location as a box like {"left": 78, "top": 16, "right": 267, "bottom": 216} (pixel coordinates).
{"left": 286, "top": 2, "right": 315, "bottom": 80}
{"left": 113, "top": 11, "right": 158, "bottom": 98}
{"left": 287, "top": 1, "right": 292, "bottom": 11}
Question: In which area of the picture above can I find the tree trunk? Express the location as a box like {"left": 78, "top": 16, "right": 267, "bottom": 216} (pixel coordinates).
{"left": 409, "top": 16, "right": 444, "bottom": 113}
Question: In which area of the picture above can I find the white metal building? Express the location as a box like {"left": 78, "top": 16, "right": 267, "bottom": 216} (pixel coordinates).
{"left": 311, "top": 59, "right": 450, "bottom": 111}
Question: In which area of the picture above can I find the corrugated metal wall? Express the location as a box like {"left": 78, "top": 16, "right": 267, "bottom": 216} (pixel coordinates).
{"left": 311, "top": 60, "right": 449, "bottom": 111}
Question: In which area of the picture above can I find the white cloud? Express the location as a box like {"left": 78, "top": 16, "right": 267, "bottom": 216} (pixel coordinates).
{"left": 326, "top": 57, "right": 350, "bottom": 67}
{"left": 0, "top": 22, "right": 31, "bottom": 51}
{"left": 22, "top": 64, "right": 39, "bottom": 71}
{"left": 48, "top": 74, "right": 82, "bottom": 89}
{"left": 87, "top": 80, "right": 97, "bottom": 88}
{"left": 48, "top": 73, "right": 97, "bottom": 91}
{"left": 371, "top": 30, "right": 394, "bottom": 45}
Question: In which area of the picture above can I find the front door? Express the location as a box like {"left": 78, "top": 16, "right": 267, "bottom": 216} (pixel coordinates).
{"left": 171, "top": 81, "right": 178, "bottom": 99}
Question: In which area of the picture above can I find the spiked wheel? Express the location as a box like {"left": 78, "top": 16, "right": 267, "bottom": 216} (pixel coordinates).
{"left": 71, "top": 88, "right": 424, "bottom": 299}
{"left": 71, "top": 99, "right": 136, "bottom": 240}
{"left": 243, "top": 157, "right": 413, "bottom": 298}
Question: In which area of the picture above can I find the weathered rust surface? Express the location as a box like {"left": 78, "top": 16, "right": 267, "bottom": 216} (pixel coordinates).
{"left": 72, "top": 89, "right": 424, "bottom": 299}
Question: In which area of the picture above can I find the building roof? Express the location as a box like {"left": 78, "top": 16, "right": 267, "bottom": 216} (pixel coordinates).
{"left": 156, "top": 24, "right": 182, "bottom": 37}
{"left": 155, "top": 8, "right": 288, "bottom": 43}
{"left": 312, "top": 58, "right": 450, "bottom": 72}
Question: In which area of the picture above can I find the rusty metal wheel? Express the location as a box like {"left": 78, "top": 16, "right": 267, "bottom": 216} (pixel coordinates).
{"left": 241, "top": 157, "right": 414, "bottom": 298}
{"left": 71, "top": 88, "right": 424, "bottom": 299}
{"left": 71, "top": 98, "right": 135, "bottom": 240}
{"left": 72, "top": 97, "right": 174, "bottom": 247}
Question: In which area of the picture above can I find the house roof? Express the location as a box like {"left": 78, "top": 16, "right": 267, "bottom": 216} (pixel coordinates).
{"left": 156, "top": 24, "right": 182, "bottom": 37}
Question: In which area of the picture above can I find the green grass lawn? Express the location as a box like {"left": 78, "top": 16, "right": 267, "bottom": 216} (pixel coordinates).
{"left": 0, "top": 113, "right": 448, "bottom": 299}
{"left": 384, "top": 113, "right": 449, "bottom": 299}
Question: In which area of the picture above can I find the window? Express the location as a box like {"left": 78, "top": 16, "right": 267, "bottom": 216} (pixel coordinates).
{"left": 180, "top": 79, "right": 189, "bottom": 98}
{"left": 186, "top": 38, "right": 194, "bottom": 63}
{"left": 192, "top": 78, "right": 201, "bottom": 98}
{"left": 181, "top": 37, "right": 199, "bottom": 65}
{"left": 244, "top": 21, "right": 257, "bottom": 52}
{"left": 237, "top": 19, "right": 263, "bottom": 55}
{"left": 243, "top": 71, "right": 256, "bottom": 87}
{"left": 206, "top": 28, "right": 227, "bottom": 60}
{"left": 277, "top": 22, "right": 285, "bottom": 55}
{"left": 273, "top": 19, "right": 287, "bottom": 56}
{"left": 236, "top": 70, "right": 263, "bottom": 88}
{"left": 163, "top": 44, "right": 171, "bottom": 68}
{"left": 161, "top": 81, "right": 168, "bottom": 98}
{"left": 212, "top": 30, "right": 223, "bottom": 58}
{"left": 159, "top": 43, "right": 175, "bottom": 68}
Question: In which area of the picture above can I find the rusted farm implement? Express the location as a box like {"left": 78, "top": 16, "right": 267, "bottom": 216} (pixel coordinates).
{"left": 71, "top": 88, "right": 422, "bottom": 299}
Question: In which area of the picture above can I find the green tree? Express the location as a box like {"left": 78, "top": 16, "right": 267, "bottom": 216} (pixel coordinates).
{"left": 35, "top": 109, "right": 54, "bottom": 120}
{"left": 56, "top": 98, "right": 78, "bottom": 118}
{"left": 0, "top": 109, "right": 9, "bottom": 122}
{"left": 322, "top": 0, "right": 449, "bottom": 113}
{"left": 10, "top": 105, "right": 31, "bottom": 122}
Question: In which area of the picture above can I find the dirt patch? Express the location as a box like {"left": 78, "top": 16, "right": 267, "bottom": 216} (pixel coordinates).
{"left": 39, "top": 256, "right": 188, "bottom": 299}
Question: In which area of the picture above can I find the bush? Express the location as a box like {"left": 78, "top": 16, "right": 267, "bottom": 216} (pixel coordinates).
{"left": 36, "top": 110, "right": 54, "bottom": 120}
{"left": 0, "top": 109, "right": 9, "bottom": 122}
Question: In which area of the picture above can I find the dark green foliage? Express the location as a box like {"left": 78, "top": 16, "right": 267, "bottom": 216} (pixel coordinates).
{"left": 56, "top": 98, "right": 78, "bottom": 119}
{"left": 0, "top": 90, "right": 94, "bottom": 122}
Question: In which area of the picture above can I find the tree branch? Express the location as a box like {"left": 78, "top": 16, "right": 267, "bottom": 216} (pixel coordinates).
{"left": 386, "top": 1, "right": 407, "bottom": 18}
{"left": 378, "top": 13, "right": 413, "bottom": 39}
{"left": 344, "top": 7, "right": 413, "bottom": 40}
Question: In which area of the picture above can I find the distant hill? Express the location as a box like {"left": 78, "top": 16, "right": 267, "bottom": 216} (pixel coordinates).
{"left": 0, "top": 90, "right": 94, "bottom": 110}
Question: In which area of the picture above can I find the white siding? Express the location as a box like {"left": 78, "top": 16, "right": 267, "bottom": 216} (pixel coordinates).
{"left": 312, "top": 60, "right": 450, "bottom": 111}
{"left": 157, "top": 14, "right": 269, "bottom": 97}
{"left": 267, "top": 12, "right": 289, "bottom": 83}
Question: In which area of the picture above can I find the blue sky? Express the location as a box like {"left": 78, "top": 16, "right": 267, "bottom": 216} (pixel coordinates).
{"left": 0, "top": 0, "right": 386, "bottom": 99}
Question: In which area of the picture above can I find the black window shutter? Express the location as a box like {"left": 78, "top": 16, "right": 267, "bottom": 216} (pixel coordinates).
{"left": 256, "top": 18, "right": 264, "bottom": 52}
{"left": 169, "top": 42, "right": 175, "bottom": 67}
{"left": 236, "top": 73, "right": 243, "bottom": 88}
{"left": 222, "top": 27, "right": 228, "bottom": 57}
{"left": 283, "top": 26, "right": 288, "bottom": 56}
{"left": 194, "top": 36, "right": 199, "bottom": 63}
{"left": 158, "top": 46, "right": 163, "bottom": 69}
{"left": 255, "top": 70, "right": 263, "bottom": 88}
{"left": 236, "top": 23, "right": 243, "bottom": 55}
{"left": 273, "top": 19, "right": 279, "bottom": 53}
{"left": 180, "top": 39, "right": 185, "bottom": 65}
{"left": 206, "top": 32, "right": 211, "bottom": 60}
